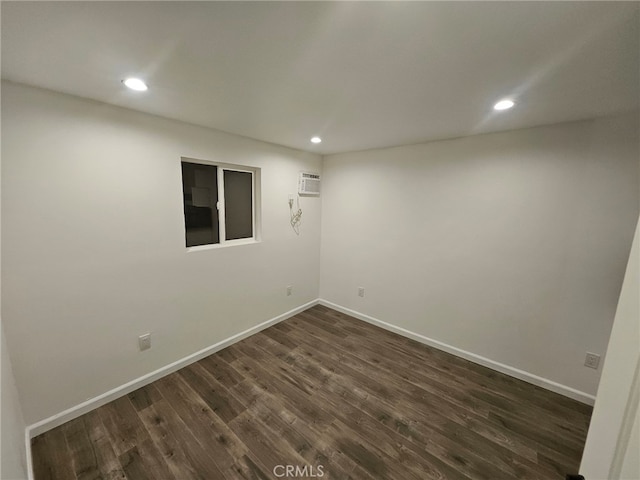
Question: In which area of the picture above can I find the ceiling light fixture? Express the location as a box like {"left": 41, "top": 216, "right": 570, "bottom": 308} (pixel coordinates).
{"left": 310, "top": 136, "right": 322, "bottom": 144}
{"left": 122, "top": 78, "right": 148, "bottom": 91}
{"left": 493, "top": 99, "right": 515, "bottom": 111}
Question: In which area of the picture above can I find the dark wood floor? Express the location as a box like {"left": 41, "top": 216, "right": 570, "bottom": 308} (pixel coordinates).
{"left": 32, "top": 305, "right": 592, "bottom": 480}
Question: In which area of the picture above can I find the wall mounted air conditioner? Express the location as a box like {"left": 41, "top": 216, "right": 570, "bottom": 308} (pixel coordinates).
{"left": 298, "top": 172, "right": 320, "bottom": 196}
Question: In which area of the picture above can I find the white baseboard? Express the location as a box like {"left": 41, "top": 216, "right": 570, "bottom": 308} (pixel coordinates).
{"left": 25, "top": 299, "right": 319, "bottom": 441}
{"left": 319, "top": 299, "right": 596, "bottom": 406}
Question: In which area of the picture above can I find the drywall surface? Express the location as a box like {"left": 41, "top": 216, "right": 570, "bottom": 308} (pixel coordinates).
{"left": 1, "top": 82, "right": 322, "bottom": 424}
{"left": 618, "top": 405, "right": 639, "bottom": 480}
{"left": 1, "top": 81, "right": 28, "bottom": 478}
{"left": 1, "top": 324, "right": 27, "bottom": 479}
{"left": 581, "top": 218, "right": 639, "bottom": 479}
{"left": 320, "top": 113, "right": 639, "bottom": 397}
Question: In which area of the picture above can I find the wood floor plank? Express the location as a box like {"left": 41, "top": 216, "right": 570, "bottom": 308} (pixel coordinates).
{"left": 198, "top": 353, "right": 245, "bottom": 387}
{"left": 230, "top": 344, "right": 457, "bottom": 480}
{"left": 266, "top": 315, "right": 557, "bottom": 473}
{"left": 250, "top": 331, "right": 526, "bottom": 480}
{"left": 304, "top": 307, "right": 591, "bottom": 437}
{"left": 62, "top": 417, "right": 102, "bottom": 480}
{"left": 127, "top": 384, "right": 163, "bottom": 412}
{"left": 177, "top": 362, "right": 246, "bottom": 423}
{"left": 237, "top": 371, "right": 376, "bottom": 478}
{"left": 307, "top": 306, "right": 591, "bottom": 432}
{"left": 96, "top": 396, "right": 151, "bottom": 458}
{"left": 304, "top": 308, "right": 572, "bottom": 436}
{"left": 228, "top": 344, "right": 336, "bottom": 429}
{"left": 31, "top": 429, "right": 75, "bottom": 480}
{"left": 118, "top": 438, "right": 176, "bottom": 480}
{"left": 228, "top": 357, "right": 379, "bottom": 479}
{"left": 31, "top": 435, "right": 53, "bottom": 480}
{"left": 231, "top": 379, "right": 374, "bottom": 480}
{"left": 223, "top": 454, "right": 273, "bottom": 480}
{"left": 227, "top": 409, "right": 310, "bottom": 477}
{"left": 285, "top": 314, "right": 494, "bottom": 419}
{"left": 83, "top": 410, "right": 128, "bottom": 480}
{"left": 32, "top": 306, "right": 591, "bottom": 480}
{"left": 153, "top": 372, "right": 270, "bottom": 479}
{"left": 261, "top": 330, "right": 545, "bottom": 480}
{"left": 313, "top": 306, "right": 593, "bottom": 419}
{"left": 118, "top": 447, "right": 151, "bottom": 480}
{"left": 138, "top": 399, "right": 226, "bottom": 480}
{"left": 96, "top": 395, "right": 175, "bottom": 480}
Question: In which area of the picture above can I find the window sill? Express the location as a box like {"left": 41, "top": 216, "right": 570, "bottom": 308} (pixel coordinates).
{"left": 186, "top": 238, "right": 260, "bottom": 253}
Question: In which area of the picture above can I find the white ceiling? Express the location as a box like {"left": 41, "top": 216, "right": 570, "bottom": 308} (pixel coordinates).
{"left": 2, "top": 2, "right": 638, "bottom": 154}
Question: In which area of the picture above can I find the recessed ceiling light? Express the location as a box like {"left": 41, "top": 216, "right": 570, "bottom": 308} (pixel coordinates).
{"left": 310, "top": 136, "right": 322, "bottom": 144}
{"left": 493, "top": 99, "right": 515, "bottom": 111}
{"left": 122, "top": 78, "right": 148, "bottom": 91}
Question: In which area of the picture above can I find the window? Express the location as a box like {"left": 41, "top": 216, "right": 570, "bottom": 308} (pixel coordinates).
{"left": 181, "top": 159, "right": 257, "bottom": 248}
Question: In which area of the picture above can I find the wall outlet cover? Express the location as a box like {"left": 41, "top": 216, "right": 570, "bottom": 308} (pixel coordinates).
{"left": 584, "top": 352, "right": 600, "bottom": 369}
{"left": 139, "top": 333, "right": 151, "bottom": 351}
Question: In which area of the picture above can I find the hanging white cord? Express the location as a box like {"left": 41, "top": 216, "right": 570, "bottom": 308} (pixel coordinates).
{"left": 289, "top": 195, "right": 302, "bottom": 235}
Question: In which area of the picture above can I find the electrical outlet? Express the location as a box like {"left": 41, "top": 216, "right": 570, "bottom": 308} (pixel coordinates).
{"left": 358, "top": 287, "right": 365, "bottom": 297}
{"left": 584, "top": 352, "right": 600, "bottom": 369}
{"left": 139, "top": 333, "right": 151, "bottom": 351}
{"left": 286, "top": 285, "right": 293, "bottom": 296}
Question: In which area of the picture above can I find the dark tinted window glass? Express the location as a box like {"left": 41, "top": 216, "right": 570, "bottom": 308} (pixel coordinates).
{"left": 224, "top": 170, "right": 253, "bottom": 240}
{"left": 181, "top": 162, "right": 219, "bottom": 247}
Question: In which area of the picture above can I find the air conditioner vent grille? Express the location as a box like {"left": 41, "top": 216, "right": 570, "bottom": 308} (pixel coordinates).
{"left": 298, "top": 172, "right": 320, "bottom": 195}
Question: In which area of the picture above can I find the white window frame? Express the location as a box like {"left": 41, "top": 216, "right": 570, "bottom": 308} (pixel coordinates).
{"left": 182, "top": 157, "right": 260, "bottom": 251}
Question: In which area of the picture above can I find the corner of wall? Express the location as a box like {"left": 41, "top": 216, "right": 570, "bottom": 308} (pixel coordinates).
{"left": 1, "top": 323, "right": 29, "bottom": 480}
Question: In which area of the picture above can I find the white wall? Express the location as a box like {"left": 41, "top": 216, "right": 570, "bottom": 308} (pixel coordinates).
{"left": 1, "top": 90, "right": 28, "bottom": 476}
{"left": 320, "top": 113, "right": 639, "bottom": 399}
{"left": 1, "top": 77, "right": 28, "bottom": 478}
{"left": 581, "top": 218, "right": 639, "bottom": 480}
{"left": 619, "top": 405, "right": 639, "bottom": 480}
{"left": 1, "top": 81, "right": 322, "bottom": 425}
{"left": 1, "top": 324, "right": 27, "bottom": 480}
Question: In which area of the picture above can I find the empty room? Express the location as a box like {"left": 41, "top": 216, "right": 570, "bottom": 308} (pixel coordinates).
{"left": 1, "top": 2, "right": 639, "bottom": 480}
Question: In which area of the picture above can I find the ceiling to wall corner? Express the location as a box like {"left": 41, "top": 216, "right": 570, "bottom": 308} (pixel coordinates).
{"left": 1, "top": 1, "right": 638, "bottom": 154}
